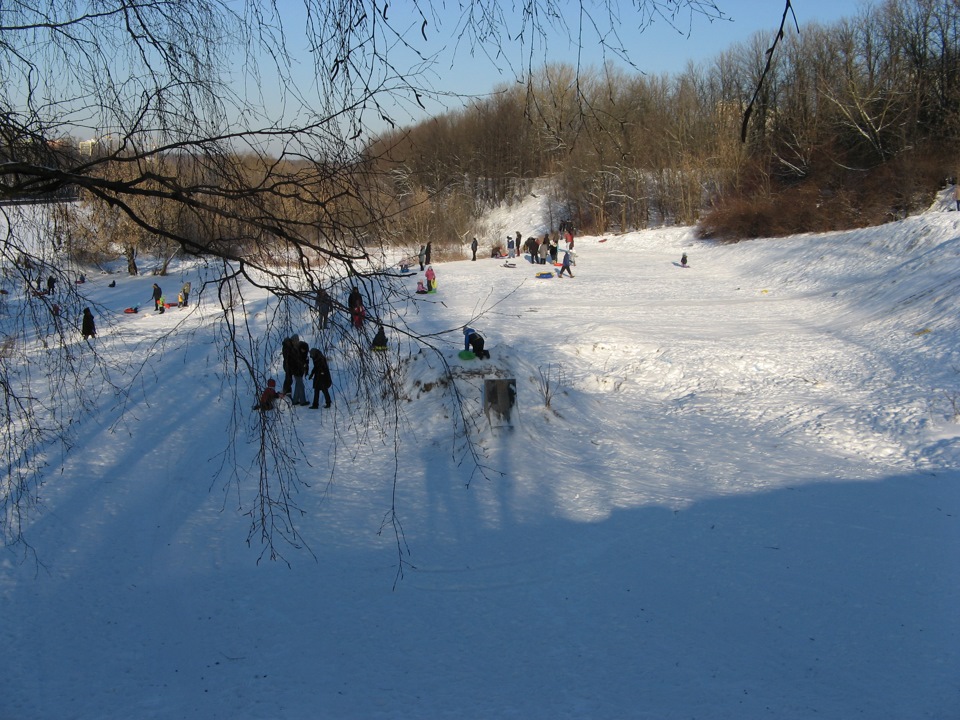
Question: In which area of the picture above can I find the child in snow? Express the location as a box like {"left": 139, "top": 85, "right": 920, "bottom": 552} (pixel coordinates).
{"left": 681, "top": 253, "right": 688, "bottom": 267}
{"left": 425, "top": 266, "right": 437, "bottom": 292}
{"left": 255, "top": 379, "right": 284, "bottom": 411}
{"left": 372, "top": 325, "right": 388, "bottom": 351}
{"left": 416, "top": 280, "right": 428, "bottom": 294}
{"left": 463, "top": 326, "right": 489, "bottom": 359}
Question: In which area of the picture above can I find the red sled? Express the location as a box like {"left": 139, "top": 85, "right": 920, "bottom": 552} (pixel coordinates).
{"left": 124, "top": 307, "right": 139, "bottom": 314}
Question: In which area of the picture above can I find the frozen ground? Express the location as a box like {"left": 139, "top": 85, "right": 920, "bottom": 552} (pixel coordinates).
{"left": 1, "top": 190, "right": 958, "bottom": 719}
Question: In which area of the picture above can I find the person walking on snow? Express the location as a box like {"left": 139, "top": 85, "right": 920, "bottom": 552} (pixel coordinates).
{"left": 558, "top": 249, "right": 574, "bottom": 278}
{"left": 81, "top": 307, "right": 96, "bottom": 339}
{"left": 309, "top": 348, "right": 333, "bottom": 408}
{"left": 152, "top": 283, "right": 163, "bottom": 312}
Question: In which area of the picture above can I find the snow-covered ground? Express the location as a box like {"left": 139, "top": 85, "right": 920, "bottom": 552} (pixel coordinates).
{"left": 1, "top": 190, "right": 958, "bottom": 719}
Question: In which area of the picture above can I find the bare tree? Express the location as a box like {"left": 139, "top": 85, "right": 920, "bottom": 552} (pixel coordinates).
{"left": 0, "top": 1, "right": 728, "bottom": 562}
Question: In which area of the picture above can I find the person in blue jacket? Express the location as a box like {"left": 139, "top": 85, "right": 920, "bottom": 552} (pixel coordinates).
{"left": 463, "top": 326, "right": 489, "bottom": 358}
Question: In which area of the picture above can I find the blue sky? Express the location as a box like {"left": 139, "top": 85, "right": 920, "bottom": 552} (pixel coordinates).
{"left": 248, "top": 0, "right": 868, "bottom": 136}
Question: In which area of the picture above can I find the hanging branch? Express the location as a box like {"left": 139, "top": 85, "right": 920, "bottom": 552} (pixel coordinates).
{"left": 740, "top": 0, "right": 798, "bottom": 143}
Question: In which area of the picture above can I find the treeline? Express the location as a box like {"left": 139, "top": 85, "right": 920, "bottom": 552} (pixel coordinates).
{"left": 366, "top": 0, "right": 960, "bottom": 241}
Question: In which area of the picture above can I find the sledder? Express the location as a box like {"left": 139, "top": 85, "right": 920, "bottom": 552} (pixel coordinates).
{"left": 463, "top": 325, "right": 490, "bottom": 359}
{"left": 253, "top": 379, "right": 285, "bottom": 411}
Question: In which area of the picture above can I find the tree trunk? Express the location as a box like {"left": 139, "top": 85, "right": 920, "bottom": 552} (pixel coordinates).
{"left": 125, "top": 245, "right": 138, "bottom": 276}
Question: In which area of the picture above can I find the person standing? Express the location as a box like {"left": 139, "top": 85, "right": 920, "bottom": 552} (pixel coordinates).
{"left": 418, "top": 245, "right": 426, "bottom": 271}
{"left": 152, "top": 283, "right": 163, "bottom": 312}
{"left": 470, "top": 237, "right": 478, "bottom": 261}
{"left": 281, "top": 335, "right": 296, "bottom": 395}
{"left": 424, "top": 241, "right": 432, "bottom": 266}
{"left": 46, "top": 275, "right": 56, "bottom": 294}
{"left": 291, "top": 337, "right": 310, "bottom": 406}
{"left": 316, "top": 286, "right": 332, "bottom": 329}
{"left": 81, "top": 307, "right": 96, "bottom": 339}
{"left": 507, "top": 235, "right": 515, "bottom": 259}
{"left": 425, "top": 265, "right": 437, "bottom": 292}
{"left": 348, "top": 286, "right": 365, "bottom": 328}
{"left": 309, "top": 348, "right": 333, "bottom": 408}
{"left": 180, "top": 281, "right": 191, "bottom": 307}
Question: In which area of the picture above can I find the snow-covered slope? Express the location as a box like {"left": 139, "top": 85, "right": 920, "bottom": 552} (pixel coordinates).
{"left": 1, "top": 191, "right": 958, "bottom": 719}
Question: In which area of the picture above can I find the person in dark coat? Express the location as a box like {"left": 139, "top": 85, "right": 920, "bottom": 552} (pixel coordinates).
{"left": 424, "top": 241, "right": 432, "bottom": 266}
{"left": 316, "top": 287, "right": 332, "bottom": 329}
{"left": 558, "top": 249, "right": 574, "bottom": 278}
{"left": 525, "top": 237, "right": 538, "bottom": 263}
{"left": 470, "top": 237, "right": 478, "bottom": 261}
{"left": 291, "top": 338, "right": 310, "bottom": 406}
{"left": 309, "top": 348, "right": 333, "bottom": 408}
{"left": 152, "top": 283, "right": 163, "bottom": 312}
{"left": 371, "top": 325, "right": 388, "bottom": 351}
{"left": 347, "top": 286, "right": 362, "bottom": 312}
{"left": 46, "top": 275, "right": 56, "bottom": 294}
{"left": 463, "top": 326, "right": 489, "bottom": 359}
{"left": 81, "top": 307, "right": 96, "bottom": 339}
{"left": 281, "top": 335, "right": 297, "bottom": 394}
{"left": 347, "top": 286, "right": 365, "bottom": 328}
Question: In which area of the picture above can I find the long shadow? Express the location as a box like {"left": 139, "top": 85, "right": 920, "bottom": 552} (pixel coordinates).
{"left": 1, "top": 467, "right": 957, "bottom": 719}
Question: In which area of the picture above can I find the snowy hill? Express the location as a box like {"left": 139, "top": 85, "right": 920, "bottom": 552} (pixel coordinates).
{"left": 1, "top": 191, "right": 958, "bottom": 719}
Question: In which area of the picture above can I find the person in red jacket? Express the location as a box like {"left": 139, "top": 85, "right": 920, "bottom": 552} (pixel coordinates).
{"left": 255, "top": 379, "right": 284, "bottom": 411}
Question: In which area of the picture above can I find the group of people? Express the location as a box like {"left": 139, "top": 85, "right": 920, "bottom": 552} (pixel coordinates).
{"left": 414, "top": 265, "right": 438, "bottom": 294}
{"left": 151, "top": 281, "right": 191, "bottom": 313}
{"left": 417, "top": 242, "right": 433, "bottom": 271}
{"left": 494, "top": 227, "right": 574, "bottom": 266}
{"left": 260, "top": 334, "right": 333, "bottom": 411}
